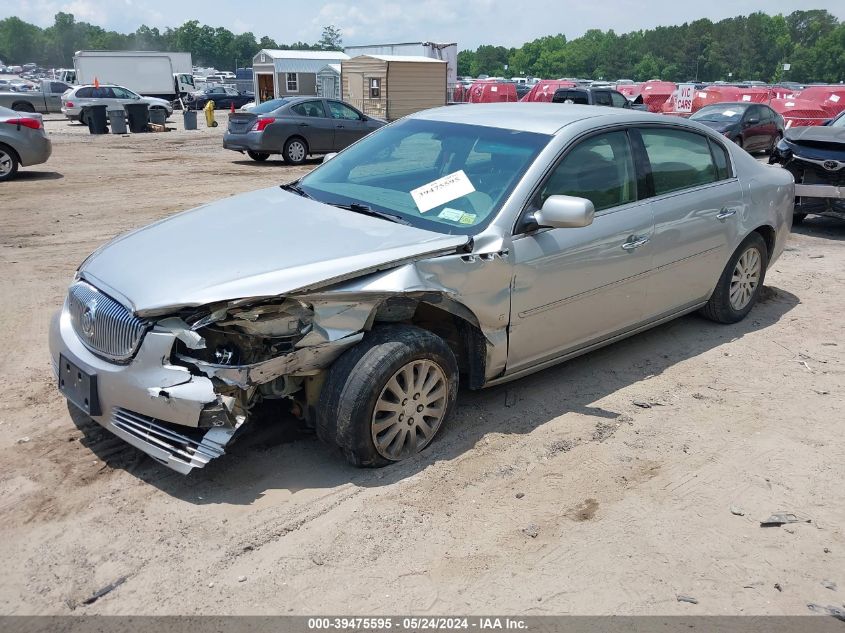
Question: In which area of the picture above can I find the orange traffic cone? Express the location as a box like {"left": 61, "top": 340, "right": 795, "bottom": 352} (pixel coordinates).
{"left": 230, "top": 102, "right": 235, "bottom": 114}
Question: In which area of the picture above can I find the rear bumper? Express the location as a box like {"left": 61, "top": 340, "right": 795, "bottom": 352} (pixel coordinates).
{"left": 17, "top": 135, "right": 51, "bottom": 167}
{"left": 223, "top": 131, "right": 274, "bottom": 153}
{"left": 49, "top": 307, "right": 238, "bottom": 474}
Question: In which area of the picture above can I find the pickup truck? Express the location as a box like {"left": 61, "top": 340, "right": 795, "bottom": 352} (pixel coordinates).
{"left": 0, "top": 79, "right": 73, "bottom": 113}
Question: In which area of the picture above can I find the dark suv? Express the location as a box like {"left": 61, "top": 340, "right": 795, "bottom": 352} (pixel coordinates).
{"left": 552, "top": 87, "right": 634, "bottom": 108}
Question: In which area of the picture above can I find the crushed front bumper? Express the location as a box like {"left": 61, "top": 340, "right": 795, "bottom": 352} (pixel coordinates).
{"left": 49, "top": 308, "right": 238, "bottom": 474}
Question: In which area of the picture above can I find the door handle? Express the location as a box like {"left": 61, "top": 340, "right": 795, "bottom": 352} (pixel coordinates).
{"left": 621, "top": 235, "right": 650, "bottom": 251}
{"left": 298, "top": 123, "right": 309, "bottom": 127}
{"left": 716, "top": 208, "right": 737, "bottom": 220}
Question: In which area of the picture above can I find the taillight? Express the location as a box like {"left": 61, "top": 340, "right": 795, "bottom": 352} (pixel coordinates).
{"left": 5, "top": 117, "right": 42, "bottom": 130}
{"left": 65, "top": 101, "right": 74, "bottom": 107}
{"left": 251, "top": 117, "right": 274, "bottom": 132}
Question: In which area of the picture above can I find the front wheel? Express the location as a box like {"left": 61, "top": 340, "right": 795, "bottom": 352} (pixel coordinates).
{"left": 700, "top": 232, "right": 768, "bottom": 324}
{"left": 283, "top": 137, "right": 308, "bottom": 165}
{"left": 317, "top": 326, "right": 459, "bottom": 467}
{"left": 247, "top": 150, "right": 269, "bottom": 162}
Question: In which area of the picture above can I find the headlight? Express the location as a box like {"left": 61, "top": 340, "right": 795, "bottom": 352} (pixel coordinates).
{"left": 775, "top": 138, "right": 790, "bottom": 152}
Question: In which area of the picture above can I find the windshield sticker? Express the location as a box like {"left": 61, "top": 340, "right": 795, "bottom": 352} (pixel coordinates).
{"left": 722, "top": 109, "right": 737, "bottom": 116}
{"left": 438, "top": 208, "right": 465, "bottom": 222}
{"left": 411, "top": 170, "right": 476, "bottom": 213}
{"left": 830, "top": 94, "right": 841, "bottom": 103}
{"left": 742, "top": 95, "right": 752, "bottom": 101}
{"left": 459, "top": 213, "right": 477, "bottom": 225}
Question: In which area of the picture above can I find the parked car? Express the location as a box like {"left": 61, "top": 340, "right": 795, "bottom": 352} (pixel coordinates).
{"left": 0, "top": 79, "right": 72, "bottom": 113}
{"left": 0, "top": 105, "right": 52, "bottom": 182}
{"left": 187, "top": 86, "right": 254, "bottom": 110}
{"left": 224, "top": 97, "right": 385, "bottom": 164}
{"left": 690, "top": 103, "right": 784, "bottom": 153}
{"left": 551, "top": 87, "right": 634, "bottom": 108}
{"left": 769, "top": 109, "right": 845, "bottom": 223}
{"left": 50, "top": 104, "right": 792, "bottom": 474}
{"left": 61, "top": 84, "right": 173, "bottom": 124}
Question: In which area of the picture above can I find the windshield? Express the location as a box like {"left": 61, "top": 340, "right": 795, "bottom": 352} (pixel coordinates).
{"left": 298, "top": 118, "right": 550, "bottom": 235}
{"left": 831, "top": 112, "right": 845, "bottom": 128}
{"left": 252, "top": 98, "right": 290, "bottom": 114}
{"left": 691, "top": 106, "right": 746, "bottom": 123}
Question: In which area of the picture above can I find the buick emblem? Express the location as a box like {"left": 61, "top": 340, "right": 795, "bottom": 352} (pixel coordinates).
{"left": 823, "top": 160, "right": 839, "bottom": 171}
{"left": 81, "top": 299, "right": 97, "bottom": 338}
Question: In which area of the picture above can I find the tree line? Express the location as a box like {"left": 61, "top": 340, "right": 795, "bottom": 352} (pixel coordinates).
{"left": 458, "top": 9, "right": 844, "bottom": 84}
{"left": 0, "top": 9, "right": 842, "bottom": 83}
{"left": 0, "top": 13, "right": 342, "bottom": 70}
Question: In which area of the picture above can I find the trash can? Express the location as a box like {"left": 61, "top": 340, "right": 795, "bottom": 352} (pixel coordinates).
{"left": 84, "top": 105, "right": 109, "bottom": 135}
{"left": 108, "top": 109, "right": 127, "bottom": 134}
{"left": 182, "top": 109, "right": 198, "bottom": 130}
{"left": 149, "top": 108, "right": 167, "bottom": 126}
{"left": 125, "top": 102, "right": 149, "bottom": 133}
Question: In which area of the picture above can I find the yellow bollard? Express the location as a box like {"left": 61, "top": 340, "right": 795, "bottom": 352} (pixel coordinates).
{"left": 203, "top": 100, "right": 218, "bottom": 128}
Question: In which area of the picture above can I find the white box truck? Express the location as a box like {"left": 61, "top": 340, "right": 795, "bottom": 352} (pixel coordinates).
{"left": 73, "top": 50, "right": 195, "bottom": 101}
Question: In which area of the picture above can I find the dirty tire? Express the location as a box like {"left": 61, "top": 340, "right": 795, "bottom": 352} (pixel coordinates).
{"left": 12, "top": 102, "right": 36, "bottom": 113}
{"left": 247, "top": 150, "right": 270, "bottom": 162}
{"left": 283, "top": 137, "right": 308, "bottom": 165}
{"left": 700, "top": 232, "right": 768, "bottom": 324}
{"left": 793, "top": 212, "right": 807, "bottom": 225}
{"left": 317, "top": 325, "right": 459, "bottom": 467}
{"left": 0, "top": 144, "right": 20, "bottom": 182}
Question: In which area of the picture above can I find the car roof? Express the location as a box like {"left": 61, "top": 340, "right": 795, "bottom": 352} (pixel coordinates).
{"left": 411, "top": 103, "right": 680, "bottom": 135}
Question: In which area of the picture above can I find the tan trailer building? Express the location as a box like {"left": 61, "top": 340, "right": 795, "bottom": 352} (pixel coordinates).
{"left": 341, "top": 55, "right": 447, "bottom": 121}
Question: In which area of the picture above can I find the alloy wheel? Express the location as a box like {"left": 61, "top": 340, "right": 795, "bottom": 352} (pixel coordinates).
{"left": 729, "top": 247, "right": 761, "bottom": 310}
{"left": 371, "top": 359, "right": 448, "bottom": 460}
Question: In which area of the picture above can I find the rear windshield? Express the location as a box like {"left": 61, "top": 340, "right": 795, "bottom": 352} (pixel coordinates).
{"left": 691, "top": 106, "right": 746, "bottom": 122}
{"left": 252, "top": 98, "right": 291, "bottom": 114}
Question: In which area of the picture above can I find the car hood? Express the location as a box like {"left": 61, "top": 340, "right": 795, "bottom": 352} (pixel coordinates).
{"left": 785, "top": 125, "right": 845, "bottom": 146}
{"left": 80, "top": 186, "right": 469, "bottom": 316}
{"left": 141, "top": 96, "right": 171, "bottom": 108}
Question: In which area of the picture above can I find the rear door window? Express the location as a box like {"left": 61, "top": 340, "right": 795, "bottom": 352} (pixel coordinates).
{"left": 610, "top": 91, "right": 629, "bottom": 108}
{"left": 708, "top": 138, "right": 732, "bottom": 180}
{"left": 50, "top": 82, "right": 70, "bottom": 94}
{"left": 291, "top": 101, "right": 327, "bottom": 117}
{"left": 75, "top": 87, "right": 92, "bottom": 98}
{"left": 638, "top": 128, "right": 719, "bottom": 195}
{"left": 593, "top": 91, "right": 612, "bottom": 106}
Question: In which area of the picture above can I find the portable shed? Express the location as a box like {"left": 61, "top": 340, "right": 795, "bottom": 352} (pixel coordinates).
{"left": 344, "top": 42, "right": 457, "bottom": 88}
{"left": 317, "top": 64, "right": 341, "bottom": 100}
{"left": 252, "top": 49, "right": 349, "bottom": 103}
{"left": 342, "top": 54, "right": 447, "bottom": 121}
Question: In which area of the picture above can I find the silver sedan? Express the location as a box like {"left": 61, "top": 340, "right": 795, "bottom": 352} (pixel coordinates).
{"left": 0, "top": 105, "right": 51, "bottom": 181}
{"left": 50, "top": 104, "right": 793, "bottom": 473}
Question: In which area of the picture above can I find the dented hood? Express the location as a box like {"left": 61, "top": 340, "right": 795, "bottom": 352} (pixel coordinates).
{"left": 80, "top": 186, "right": 469, "bottom": 315}
{"left": 785, "top": 125, "right": 845, "bottom": 146}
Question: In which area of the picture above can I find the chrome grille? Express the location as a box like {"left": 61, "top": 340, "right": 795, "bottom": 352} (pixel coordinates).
{"left": 68, "top": 281, "right": 147, "bottom": 362}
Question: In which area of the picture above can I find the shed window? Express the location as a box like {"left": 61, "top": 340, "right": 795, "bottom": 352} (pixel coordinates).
{"left": 286, "top": 73, "right": 298, "bottom": 92}
{"left": 370, "top": 78, "right": 381, "bottom": 99}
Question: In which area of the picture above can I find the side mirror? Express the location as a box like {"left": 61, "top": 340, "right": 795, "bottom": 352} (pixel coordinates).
{"left": 323, "top": 152, "right": 338, "bottom": 163}
{"left": 534, "top": 195, "right": 595, "bottom": 229}
{"left": 744, "top": 117, "right": 759, "bottom": 126}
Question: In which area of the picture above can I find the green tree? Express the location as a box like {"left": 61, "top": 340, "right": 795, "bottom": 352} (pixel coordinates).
{"left": 318, "top": 25, "right": 342, "bottom": 51}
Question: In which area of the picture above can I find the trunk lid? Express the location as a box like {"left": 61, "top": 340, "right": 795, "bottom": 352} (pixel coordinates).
{"left": 227, "top": 112, "right": 257, "bottom": 134}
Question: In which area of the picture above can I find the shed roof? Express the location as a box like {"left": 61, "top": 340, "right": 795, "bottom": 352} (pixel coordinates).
{"left": 360, "top": 54, "right": 446, "bottom": 63}
{"left": 255, "top": 49, "right": 351, "bottom": 60}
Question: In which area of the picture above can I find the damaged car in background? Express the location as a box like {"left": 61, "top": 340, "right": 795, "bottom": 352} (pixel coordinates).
{"left": 769, "top": 109, "right": 845, "bottom": 223}
{"left": 50, "top": 104, "right": 794, "bottom": 474}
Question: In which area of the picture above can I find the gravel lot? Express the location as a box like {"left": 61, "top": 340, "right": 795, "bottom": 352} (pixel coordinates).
{"left": 0, "top": 114, "right": 843, "bottom": 615}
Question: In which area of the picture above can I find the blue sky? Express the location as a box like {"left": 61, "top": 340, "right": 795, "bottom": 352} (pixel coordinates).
{"left": 6, "top": 0, "right": 845, "bottom": 48}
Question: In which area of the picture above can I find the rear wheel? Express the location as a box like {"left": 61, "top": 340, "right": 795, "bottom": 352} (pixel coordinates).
{"left": 11, "top": 102, "right": 35, "bottom": 113}
{"left": 793, "top": 212, "right": 807, "bottom": 225}
{"left": 700, "top": 232, "right": 768, "bottom": 324}
{"left": 317, "top": 325, "right": 459, "bottom": 467}
{"left": 247, "top": 150, "right": 269, "bottom": 162}
{"left": 0, "top": 144, "right": 20, "bottom": 182}
{"left": 283, "top": 137, "right": 308, "bottom": 165}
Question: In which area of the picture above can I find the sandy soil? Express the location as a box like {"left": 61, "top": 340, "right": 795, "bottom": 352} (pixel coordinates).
{"left": 0, "top": 114, "right": 843, "bottom": 615}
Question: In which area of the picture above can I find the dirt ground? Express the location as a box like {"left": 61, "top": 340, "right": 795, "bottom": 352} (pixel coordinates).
{"left": 0, "top": 113, "right": 843, "bottom": 616}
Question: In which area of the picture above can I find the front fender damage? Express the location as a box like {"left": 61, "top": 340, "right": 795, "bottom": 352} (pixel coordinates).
{"left": 165, "top": 247, "right": 510, "bottom": 471}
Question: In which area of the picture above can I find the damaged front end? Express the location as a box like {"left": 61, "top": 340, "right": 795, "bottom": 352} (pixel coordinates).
{"left": 770, "top": 134, "right": 845, "bottom": 218}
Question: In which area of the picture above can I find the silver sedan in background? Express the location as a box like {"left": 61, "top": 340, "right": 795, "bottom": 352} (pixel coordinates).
{"left": 0, "top": 105, "right": 51, "bottom": 181}
{"left": 50, "top": 104, "right": 793, "bottom": 474}
{"left": 223, "top": 96, "right": 385, "bottom": 165}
